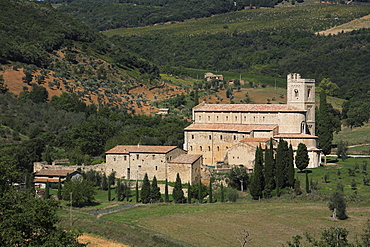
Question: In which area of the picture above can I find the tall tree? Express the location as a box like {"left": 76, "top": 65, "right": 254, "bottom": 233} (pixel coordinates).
{"left": 140, "top": 173, "right": 151, "bottom": 204}
{"left": 286, "top": 144, "right": 295, "bottom": 188}
{"left": 135, "top": 180, "right": 139, "bottom": 203}
{"left": 187, "top": 182, "right": 191, "bottom": 204}
{"left": 150, "top": 176, "right": 161, "bottom": 202}
{"left": 209, "top": 179, "right": 213, "bottom": 203}
{"left": 172, "top": 173, "right": 184, "bottom": 203}
{"left": 328, "top": 191, "right": 347, "bottom": 220}
{"left": 198, "top": 179, "right": 203, "bottom": 203}
{"left": 57, "top": 177, "right": 62, "bottom": 200}
{"left": 44, "top": 180, "right": 50, "bottom": 199}
{"left": 108, "top": 183, "right": 111, "bottom": 201}
{"left": 317, "top": 91, "right": 333, "bottom": 165}
{"left": 227, "top": 166, "right": 249, "bottom": 192}
{"left": 276, "top": 139, "right": 289, "bottom": 189}
{"left": 164, "top": 179, "right": 169, "bottom": 203}
{"left": 336, "top": 139, "right": 348, "bottom": 161}
{"left": 250, "top": 145, "right": 265, "bottom": 200}
{"left": 220, "top": 183, "right": 225, "bottom": 203}
{"left": 263, "top": 139, "right": 275, "bottom": 198}
{"left": 296, "top": 143, "right": 309, "bottom": 172}
{"left": 62, "top": 177, "right": 96, "bottom": 207}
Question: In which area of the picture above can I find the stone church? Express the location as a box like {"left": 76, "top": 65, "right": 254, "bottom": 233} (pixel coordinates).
{"left": 184, "top": 73, "right": 321, "bottom": 171}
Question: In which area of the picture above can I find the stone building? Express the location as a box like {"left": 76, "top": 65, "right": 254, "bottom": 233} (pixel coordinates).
{"left": 167, "top": 154, "right": 202, "bottom": 184}
{"left": 105, "top": 145, "right": 187, "bottom": 181}
{"left": 184, "top": 73, "right": 321, "bottom": 170}
{"left": 33, "top": 169, "right": 81, "bottom": 188}
{"left": 204, "top": 72, "right": 224, "bottom": 81}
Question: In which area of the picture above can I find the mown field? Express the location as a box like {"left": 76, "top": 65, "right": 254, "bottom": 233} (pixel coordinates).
{"left": 59, "top": 157, "right": 370, "bottom": 247}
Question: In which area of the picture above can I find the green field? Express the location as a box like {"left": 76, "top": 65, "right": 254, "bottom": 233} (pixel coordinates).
{"left": 58, "top": 157, "right": 370, "bottom": 247}
{"left": 333, "top": 123, "right": 370, "bottom": 146}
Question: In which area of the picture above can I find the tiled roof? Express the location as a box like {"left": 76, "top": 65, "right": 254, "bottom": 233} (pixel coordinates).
{"left": 35, "top": 169, "right": 77, "bottom": 177}
{"left": 168, "top": 154, "right": 202, "bottom": 164}
{"left": 185, "top": 123, "right": 277, "bottom": 133}
{"left": 106, "top": 145, "right": 178, "bottom": 154}
{"left": 34, "top": 178, "right": 66, "bottom": 183}
{"left": 274, "top": 134, "right": 317, "bottom": 139}
{"left": 194, "top": 103, "right": 304, "bottom": 112}
{"left": 240, "top": 138, "right": 270, "bottom": 143}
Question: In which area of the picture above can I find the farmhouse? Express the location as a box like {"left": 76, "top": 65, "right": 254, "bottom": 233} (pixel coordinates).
{"left": 105, "top": 145, "right": 190, "bottom": 181}
{"left": 34, "top": 169, "right": 81, "bottom": 188}
{"left": 204, "top": 72, "right": 224, "bottom": 81}
{"left": 184, "top": 73, "right": 321, "bottom": 170}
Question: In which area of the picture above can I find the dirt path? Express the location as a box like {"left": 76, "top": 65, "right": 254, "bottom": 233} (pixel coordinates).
{"left": 316, "top": 13, "right": 370, "bottom": 36}
{"left": 78, "top": 234, "right": 130, "bottom": 247}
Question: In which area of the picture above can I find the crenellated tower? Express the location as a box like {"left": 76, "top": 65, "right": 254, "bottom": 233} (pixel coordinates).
{"left": 287, "top": 73, "right": 316, "bottom": 135}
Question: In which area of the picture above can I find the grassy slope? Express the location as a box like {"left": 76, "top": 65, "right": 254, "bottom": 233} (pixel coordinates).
{"left": 59, "top": 157, "right": 370, "bottom": 247}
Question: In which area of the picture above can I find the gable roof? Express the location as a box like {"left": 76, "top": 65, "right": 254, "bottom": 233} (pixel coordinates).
{"left": 35, "top": 169, "right": 77, "bottom": 177}
{"left": 274, "top": 133, "right": 317, "bottom": 139}
{"left": 185, "top": 123, "right": 277, "bottom": 133}
{"left": 168, "top": 154, "right": 202, "bottom": 164}
{"left": 106, "top": 145, "right": 178, "bottom": 154}
{"left": 194, "top": 103, "right": 304, "bottom": 113}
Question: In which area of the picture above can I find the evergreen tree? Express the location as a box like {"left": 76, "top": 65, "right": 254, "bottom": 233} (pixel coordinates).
{"left": 101, "top": 173, "right": 108, "bottom": 191}
{"left": 194, "top": 89, "right": 199, "bottom": 107}
{"left": 140, "top": 173, "right": 151, "bottom": 204}
{"left": 296, "top": 143, "right": 310, "bottom": 172}
{"left": 286, "top": 144, "right": 295, "bottom": 188}
{"left": 328, "top": 191, "right": 347, "bottom": 220}
{"left": 336, "top": 139, "right": 348, "bottom": 161}
{"left": 108, "top": 184, "right": 111, "bottom": 201}
{"left": 150, "top": 176, "right": 161, "bottom": 202}
{"left": 276, "top": 139, "right": 288, "bottom": 189}
{"left": 125, "top": 181, "right": 131, "bottom": 201}
{"left": 305, "top": 171, "right": 310, "bottom": 193}
{"left": 115, "top": 179, "right": 123, "bottom": 201}
{"left": 164, "top": 179, "right": 169, "bottom": 203}
{"left": 263, "top": 139, "right": 275, "bottom": 198}
{"left": 57, "top": 177, "right": 62, "bottom": 200}
{"left": 220, "top": 183, "right": 225, "bottom": 203}
{"left": 317, "top": 91, "right": 333, "bottom": 165}
{"left": 66, "top": 173, "right": 71, "bottom": 183}
{"left": 209, "top": 179, "right": 213, "bottom": 203}
{"left": 250, "top": 145, "right": 264, "bottom": 200}
{"left": 44, "top": 181, "right": 50, "bottom": 199}
{"left": 187, "top": 182, "right": 191, "bottom": 204}
{"left": 198, "top": 179, "right": 203, "bottom": 203}
{"left": 135, "top": 180, "right": 139, "bottom": 203}
{"left": 172, "top": 173, "right": 184, "bottom": 203}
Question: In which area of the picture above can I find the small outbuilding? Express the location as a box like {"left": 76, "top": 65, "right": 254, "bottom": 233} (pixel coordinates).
{"left": 33, "top": 169, "right": 81, "bottom": 188}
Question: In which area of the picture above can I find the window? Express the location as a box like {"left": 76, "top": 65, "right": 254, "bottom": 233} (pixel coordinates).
{"left": 294, "top": 89, "right": 299, "bottom": 98}
{"left": 234, "top": 135, "right": 236, "bottom": 140}
{"left": 217, "top": 146, "right": 220, "bottom": 151}
{"left": 208, "top": 146, "right": 211, "bottom": 151}
{"left": 152, "top": 155, "right": 155, "bottom": 160}
{"left": 220, "top": 135, "right": 223, "bottom": 140}
{"left": 138, "top": 165, "right": 141, "bottom": 168}
{"left": 124, "top": 156, "right": 127, "bottom": 161}
{"left": 192, "top": 135, "right": 194, "bottom": 139}
{"left": 136, "top": 154, "right": 139, "bottom": 160}
{"left": 226, "top": 116, "right": 229, "bottom": 121}
{"left": 307, "top": 88, "right": 311, "bottom": 98}
{"left": 200, "top": 146, "right": 203, "bottom": 151}
{"left": 199, "top": 115, "right": 201, "bottom": 121}
{"left": 208, "top": 116, "right": 210, "bottom": 121}
{"left": 190, "top": 146, "right": 193, "bottom": 151}
{"left": 113, "top": 157, "right": 116, "bottom": 162}
{"left": 209, "top": 135, "right": 212, "bottom": 140}
{"left": 216, "top": 116, "right": 219, "bottom": 121}
{"left": 155, "top": 166, "right": 158, "bottom": 171}
{"left": 235, "top": 116, "right": 238, "bottom": 121}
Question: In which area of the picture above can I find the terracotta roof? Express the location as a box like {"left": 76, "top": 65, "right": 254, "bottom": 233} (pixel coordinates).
{"left": 240, "top": 138, "right": 270, "bottom": 143}
{"left": 35, "top": 169, "right": 77, "bottom": 177}
{"left": 34, "top": 178, "right": 66, "bottom": 183}
{"left": 168, "top": 154, "right": 202, "bottom": 164}
{"left": 274, "top": 134, "right": 318, "bottom": 139}
{"left": 185, "top": 123, "right": 277, "bottom": 133}
{"left": 194, "top": 103, "right": 304, "bottom": 112}
{"left": 106, "top": 145, "right": 178, "bottom": 154}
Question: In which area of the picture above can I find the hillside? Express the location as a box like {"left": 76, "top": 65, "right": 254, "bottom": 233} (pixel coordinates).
{"left": 105, "top": 5, "right": 370, "bottom": 101}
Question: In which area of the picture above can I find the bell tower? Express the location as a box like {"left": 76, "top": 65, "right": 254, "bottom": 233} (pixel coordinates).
{"left": 287, "top": 73, "right": 316, "bottom": 135}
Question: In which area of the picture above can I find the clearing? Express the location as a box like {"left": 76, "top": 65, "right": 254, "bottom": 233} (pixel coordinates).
{"left": 317, "top": 13, "right": 370, "bottom": 35}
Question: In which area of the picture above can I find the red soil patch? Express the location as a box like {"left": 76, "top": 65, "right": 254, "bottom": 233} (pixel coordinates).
{"left": 78, "top": 234, "right": 129, "bottom": 247}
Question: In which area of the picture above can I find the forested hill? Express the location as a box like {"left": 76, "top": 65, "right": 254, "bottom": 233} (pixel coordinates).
{"left": 107, "top": 5, "right": 370, "bottom": 101}
{"left": 0, "top": 0, "right": 159, "bottom": 80}
{"left": 49, "top": 0, "right": 282, "bottom": 30}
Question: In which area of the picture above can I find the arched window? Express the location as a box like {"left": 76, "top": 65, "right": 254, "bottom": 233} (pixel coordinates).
{"left": 200, "top": 146, "right": 203, "bottom": 151}
{"left": 190, "top": 146, "right": 193, "bottom": 151}
{"left": 234, "top": 135, "right": 237, "bottom": 140}
{"left": 217, "top": 146, "right": 220, "bottom": 151}
{"left": 294, "top": 89, "right": 299, "bottom": 98}
{"left": 226, "top": 116, "right": 229, "bottom": 121}
{"left": 208, "top": 116, "right": 210, "bottom": 121}
{"left": 209, "top": 135, "right": 212, "bottom": 140}
{"left": 307, "top": 88, "right": 311, "bottom": 98}
{"left": 192, "top": 135, "right": 194, "bottom": 139}
{"left": 208, "top": 146, "right": 211, "bottom": 151}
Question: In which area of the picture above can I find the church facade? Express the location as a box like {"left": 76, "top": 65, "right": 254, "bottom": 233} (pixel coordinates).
{"left": 184, "top": 73, "right": 321, "bottom": 170}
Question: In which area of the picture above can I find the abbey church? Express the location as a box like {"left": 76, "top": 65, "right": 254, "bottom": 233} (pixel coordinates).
{"left": 184, "top": 73, "right": 321, "bottom": 170}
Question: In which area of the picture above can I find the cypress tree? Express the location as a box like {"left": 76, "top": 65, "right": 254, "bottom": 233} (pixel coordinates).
{"left": 66, "top": 173, "right": 71, "bottom": 183}
{"left": 250, "top": 145, "right": 264, "bottom": 200}
{"left": 125, "top": 181, "right": 131, "bottom": 201}
{"left": 317, "top": 91, "right": 333, "bottom": 165}
{"left": 296, "top": 143, "right": 310, "bottom": 173}
{"left": 164, "top": 179, "right": 169, "bottom": 203}
{"left": 57, "top": 177, "right": 62, "bottom": 200}
{"left": 140, "top": 173, "right": 151, "bottom": 204}
{"left": 108, "top": 184, "right": 111, "bottom": 201}
{"left": 135, "top": 180, "right": 139, "bottom": 203}
{"left": 276, "top": 139, "right": 288, "bottom": 189}
{"left": 263, "top": 139, "right": 275, "bottom": 198}
{"left": 150, "top": 176, "right": 161, "bottom": 202}
{"left": 115, "top": 179, "right": 123, "bottom": 201}
{"left": 172, "top": 173, "right": 184, "bottom": 203}
{"left": 198, "top": 179, "right": 202, "bottom": 203}
{"left": 187, "top": 182, "right": 191, "bottom": 204}
{"left": 209, "top": 179, "right": 213, "bottom": 203}
{"left": 220, "top": 183, "right": 225, "bottom": 203}
{"left": 305, "top": 171, "right": 310, "bottom": 193}
{"left": 101, "top": 173, "right": 108, "bottom": 191}
{"left": 286, "top": 144, "right": 295, "bottom": 188}
{"left": 44, "top": 181, "right": 50, "bottom": 199}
